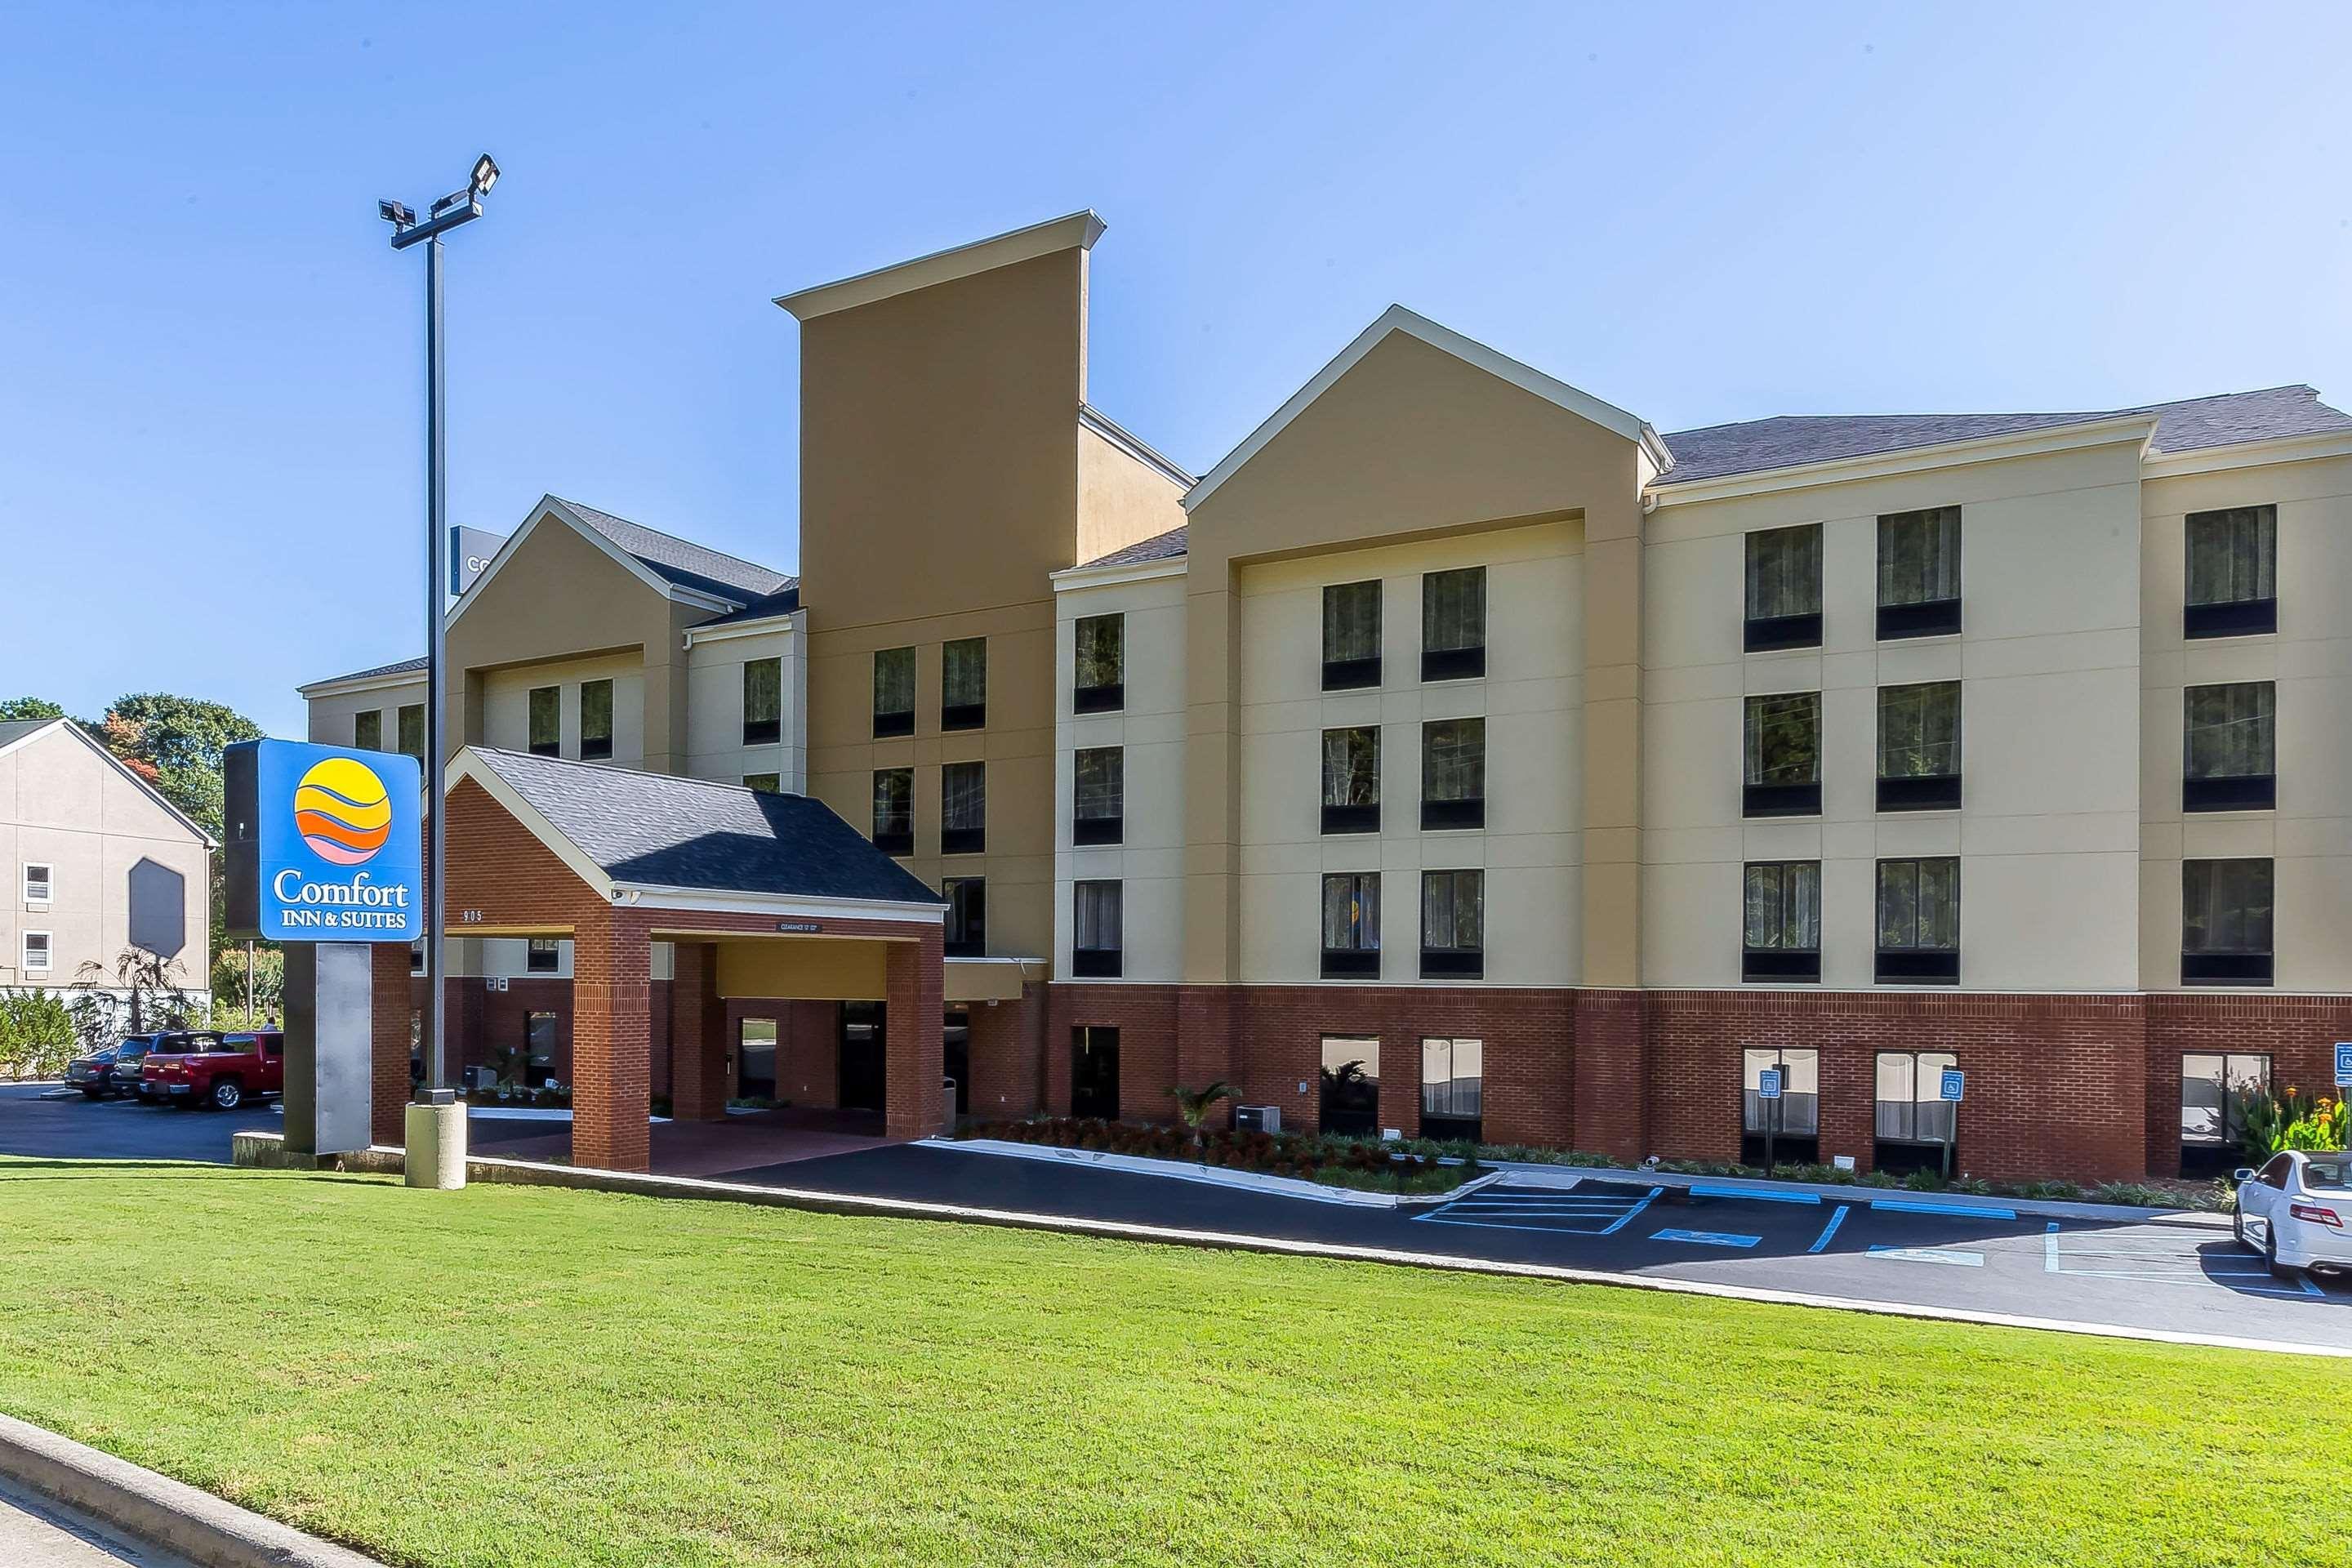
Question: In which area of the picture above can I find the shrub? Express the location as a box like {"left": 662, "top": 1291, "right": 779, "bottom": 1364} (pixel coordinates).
{"left": 0, "top": 990, "right": 76, "bottom": 1080}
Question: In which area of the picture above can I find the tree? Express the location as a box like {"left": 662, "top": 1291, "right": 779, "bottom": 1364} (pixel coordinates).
{"left": 0, "top": 991, "right": 77, "bottom": 1080}
{"left": 75, "top": 947, "right": 196, "bottom": 1036}
{"left": 0, "top": 697, "right": 66, "bottom": 722}
{"left": 1168, "top": 1081, "right": 1241, "bottom": 1154}
{"left": 210, "top": 943, "right": 283, "bottom": 1030}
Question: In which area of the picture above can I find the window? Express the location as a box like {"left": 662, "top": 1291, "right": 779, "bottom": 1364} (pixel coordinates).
{"left": 1321, "top": 872, "right": 1380, "bottom": 978}
{"left": 871, "top": 768, "right": 914, "bottom": 856}
{"left": 1072, "top": 747, "right": 1124, "bottom": 845}
{"left": 944, "top": 877, "right": 986, "bottom": 958}
{"left": 942, "top": 638, "right": 987, "bottom": 730}
{"left": 523, "top": 1012, "right": 559, "bottom": 1088}
{"left": 742, "top": 657, "right": 782, "bottom": 746}
{"left": 1744, "top": 524, "right": 1823, "bottom": 651}
{"left": 1876, "top": 858, "right": 1959, "bottom": 983}
{"left": 526, "top": 938, "right": 559, "bottom": 975}
{"left": 1421, "top": 567, "right": 1486, "bottom": 681}
{"left": 1420, "top": 869, "right": 1483, "bottom": 979}
{"left": 1878, "top": 681, "right": 1962, "bottom": 810}
{"left": 2184, "top": 681, "right": 2275, "bottom": 811}
{"left": 1072, "top": 880, "right": 1122, "bottom": 978}
{"left": 1074, "top": 614, "right": 1125, "bottom": 713}
{"left": 1742, "top": 861, "right": 1820, "bottom": 982}
{"left": 21, "top": 931, "right": 51, "bottom": 974}
{"left": 579, "top": 679, "right": 613, "bottom": 760}
{"left": 23, "top": 862, "right": 52, "bottom": 906}
{"left": 1420, "top": 718, "right": 1485, "bottom": 830}
{"left": 1071, "top": 1026, "right": 1120, "bottom": 1118}
{"left": 353, "top": 710, "right": 381, "bottom": 751}
{"left": 1875, "top": 1051, "right": 1958, "bottom": 1173}
{"left": 872, "top": 647, "right": 915, "bottom": 737}
{"left": 2180, "top": 1052, "right": 2270, "bottom": 1177}
{"left": 1321, "top": 727, "right": 1380, "bottom": 834}
{"left": 941, "top": 761, "right": 985, "bottom": 854}
{"left": 409, "top": 939, "right": 425, "bottom": 977}
{"left": 1878, "top": 506, "right": 1961, "bottom": 638}
{"left": 1742, "top": 1047, "right": 1819, "bottom": 1165}
{"left": 1744, "top": 692, "right": 1821, "bottom": 817}
{"left": 2185, "top": 504, "right": 2278, "bottom": 638}
{"left": 742, "top": 773, "right": 781, "bottom": 794}
{"left": 1420, "top": 1037, "right": 1483, "bottom": 1143}
{"left": 2182, "top": 858, "right": 2273, "bottom": 985}
{"left": 397, "top": 703, "right": 425, "bottom": 760}
{"left": 1321, "top": 1036, "right": 1381, "bottom": 1136}
{"left": 1322, "top": 581, "right": 1382, "bottom": 689}
{"left": 528, "top": 686, "right": 560, "bottom": 756}
{"left": 737, "top": 1018, "right": 778, "bottom": 1100}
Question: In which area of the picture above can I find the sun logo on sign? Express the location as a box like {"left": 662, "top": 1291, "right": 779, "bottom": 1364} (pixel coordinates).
{"left": 292, "top": 756, "right": 393, "bottom": 866}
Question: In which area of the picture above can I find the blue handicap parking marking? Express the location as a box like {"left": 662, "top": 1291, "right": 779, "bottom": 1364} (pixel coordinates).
{"left": 1414, "top": 1183, "right": 1663, "bottom": 1237}
{"left": 1868, "top": 1198, "right": 2016, "bottom": 1221}
{"left": 1866, "top": 1244, "right": 1984, "bottom": 1267}
{"left": 1650, "top": 1228, "right": 1762, "bottom": 1249}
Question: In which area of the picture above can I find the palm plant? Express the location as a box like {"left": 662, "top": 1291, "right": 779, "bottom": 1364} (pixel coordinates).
{"left": 1168, "top": 1081, "right": 1239, "bottom": 1155}
{"left": 74, "top": 947, "right": 193, "bottom": 1036}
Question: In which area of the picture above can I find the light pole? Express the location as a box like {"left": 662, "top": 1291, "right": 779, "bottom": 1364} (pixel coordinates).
{"left": 379, "top": 154, "right": 498, "bottom": 1183}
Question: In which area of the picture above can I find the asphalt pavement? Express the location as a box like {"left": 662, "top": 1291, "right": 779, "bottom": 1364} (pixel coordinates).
{"left": 0, "top": 1082, "right": 547, "bottom": 1165}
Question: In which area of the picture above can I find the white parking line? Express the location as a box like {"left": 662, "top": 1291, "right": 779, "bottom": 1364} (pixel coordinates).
{"left": 2044, "top": 1220, "right": 2327, "bottom": 1298}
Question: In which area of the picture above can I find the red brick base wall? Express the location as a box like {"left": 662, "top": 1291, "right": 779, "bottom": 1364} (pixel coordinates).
{"left": 2143, "top": 995, "right": 2352, "bottom": 1178}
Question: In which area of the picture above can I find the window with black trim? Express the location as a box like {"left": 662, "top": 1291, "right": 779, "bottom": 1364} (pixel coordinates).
{"left": 872, "top": 647, "right": 915, "bottom": 737}
{"left": 528, "top": 686, "right": 560, "bottom": 756}
{"left": 1420, "top": 1036, "right": 1482, "bottom": 1143}
{"left": 1321, "top": 1036, "right": 1380, "bottom": 1135}
{"left": 1322, "top": 581, "right": 1382, "bottom": 690}
{"left": 1878, "top": 506, "right": 1961, "bottom": 639}
{"left": 1321, "top": 726, "right": 1379, "bottom": 834}
{"left": 2185, "top": 505, "right": 2277, "bottom": 639}
{"left": 397, "top": 703, "right": 425, "bottom": 760}
{"left": 1073, "top": 747, "right": 1123, "bottom": 844}
{"left": 2184, "top": 681, "right": 2275, "bottom": 812}
{"left": 1421, "top": 567, "right": 1486, "bottom": 681}
{"left": 942, "top": 638, "right": 987, "bottom": 731}
{"left": 1321, "top": 871, "right": 1380, "bottom": 978}
{"left": 2182, "top": 858, "right": 2272, "bottom": 986}
{"left": 1419, "top": 868, "right": 1483, "bottom": 978}
{"left": 1876, "top": 857, "right": 1959, "bottom": 983}
{"left": 1873, "top": 1050, "right": 1958, "bottom": 1173}
{"left": 944, "top": 877, "right": 986, "bottom": 958}
{"left": 941, "top": 761, "right": 985, "bottom": 854}
{"left": 526, "top": 938, "right": 559, "bottom": 975}
{"left": 2180, "top": 1052, "right": 2270, "bottom": 1176}
{"left": 1878, "top": 681, "right": 1961, "bottom": 811}
{"left": 354, "top": 710, "right": 382, "bottom": 751}
{"left": 1742, "top": 1047, "right": 1819, "bottom": 1166}
{"left": 1420, "top": 718, "right": 1484, "bottom": 830}
{"left": 1744, "top": 692, "right": 1820, "bottom": 817}
{"left": 1072, "top": 880, "right": 1122, "bottom": 978}
{"left": 523, "top": 1011, "right": 559, "bottom": 1087}
{"left": 871, "top": 768, "right": 913, "bottom": 856}
{"left": 1743, "top": 861, "right": 1820, "bottom": 982}
{"left": 580, "top": 679, "right": 613, "bottom": 760}
{"left": 1744, "top": 524, "right": 1822, "bottom": 652}
{"left": 408, "top": 939, "right": 425, "bottom": 977}
{"left": 1074, "top": 614, "right": 1125, "bottom": 713}
{"left": 742, "top": 658, "right": 782, "bottom": 746}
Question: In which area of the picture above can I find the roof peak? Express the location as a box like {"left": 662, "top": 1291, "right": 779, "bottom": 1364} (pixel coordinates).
{"left": 774, "top": 209, "right": 1104, "bottom": 322}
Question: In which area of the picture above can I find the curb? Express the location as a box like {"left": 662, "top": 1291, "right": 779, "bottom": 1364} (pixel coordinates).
{"left": 0, "top": 1410, "right": 386, "bottom": 1567}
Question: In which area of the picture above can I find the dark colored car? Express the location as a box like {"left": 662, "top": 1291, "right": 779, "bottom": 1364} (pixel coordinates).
{"left": 142, "top": 1031, "right": 283, "bottom": 1110}
{"left": 63, "top": 1045, "right": 122, "bottom": 1098}
{"left": 118, "top": 1031, "right": 225, "bottom": 1098}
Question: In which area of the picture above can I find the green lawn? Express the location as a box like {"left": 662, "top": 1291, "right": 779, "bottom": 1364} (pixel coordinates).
{"left": 0, "top": 1158, "right": 2342, "bottom": 1567}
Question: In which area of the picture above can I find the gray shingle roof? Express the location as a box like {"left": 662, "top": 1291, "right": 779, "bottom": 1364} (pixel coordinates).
{"left": 1655, "top": 385, "right": 2350, "bottom": 487}
{"left": 0, "top": 718, "right": 60, "bottom": 751}
{"left": 303, "top": 655, "right": 430, "bottom": 689}
{"left": 555, "top": 498, "right": 795, "bottom": 603}
{"left": 1076, "top": 523, "right": 1191, "bottom": 570}
{"left": 693, "top": 586, "right": 803, "bottom": 628}
{"left": 468, "top": 748, "right": 942, "bottom": 906}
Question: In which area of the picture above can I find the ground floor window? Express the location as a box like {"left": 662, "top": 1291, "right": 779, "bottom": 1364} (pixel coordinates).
{"left": 1319, "top": 1036, "right": 1379, "bottom": 1136}
{"left": 1419, "top": 1036, "right": 1482, "bottom": 1144}
{"left": 523, "top": 1011, "right": 559, "bottom": 1088}
{"left": 1873, "top": 1049, "right": 1956, "bottom": 1174}
{"left": 1072, "top": 1026, "right": 1120, "bottom": 1120}
{"left": 737, "top": 1018, "right": 777, "bottom": 1101}
{"left": 1741, "top": 1047, "right": 1818, "bottom": 1166}
{"left": 942, "top": 1009, "right": 971, "bottom": 1119}
{"left": 838, "top": 1001, "right": 886, "bottom": 1114}
{"left": 2180, "top": 1051, "right": 2271, "bottom": 1177}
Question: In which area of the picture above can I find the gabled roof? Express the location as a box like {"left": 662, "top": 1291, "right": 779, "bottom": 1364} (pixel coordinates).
{"left": 552, "top": 498, "right": 795, "bottom": 604}
{"left": 1655, "top": 385, "right": 2352, "bottom": 488}
{"left": 300, "top": 655, "right": 429, "bottom": 692}
{"left": 0, "top": 718, "right": 218, "bottom": 848}
{"left": 453, "top": 747, "right": 942, "bottom": 910}
{"left": 774, "top": 209, "right": 1105, "bottom": 322}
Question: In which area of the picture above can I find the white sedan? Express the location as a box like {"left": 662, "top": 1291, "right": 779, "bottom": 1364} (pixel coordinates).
{"left": 2234, "top": 1151, "right": 2352, "bottom": 1276}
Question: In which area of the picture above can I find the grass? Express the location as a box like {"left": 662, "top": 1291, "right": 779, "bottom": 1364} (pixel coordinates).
{"left": 1, "top": 1158, "right": 2345, "bottom": 1567}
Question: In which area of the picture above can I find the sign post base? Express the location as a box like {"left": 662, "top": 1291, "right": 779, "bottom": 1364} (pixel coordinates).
{"left": 405, "top": 1089, "right": 468, "bottom": 1190}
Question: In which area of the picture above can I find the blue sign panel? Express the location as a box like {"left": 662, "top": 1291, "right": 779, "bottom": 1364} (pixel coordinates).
{"left": 247, "top": 740, "right": 422, "bottom": 943}
{"left": 1940, "top": 1069, "right": 1966, "bottom": 1102}
{"left": 1757, "top": 1068, "right": 1783, "bottom": 1101}
{"left": 2336, "top": 1043, "right": 2352, "bottom": 1089}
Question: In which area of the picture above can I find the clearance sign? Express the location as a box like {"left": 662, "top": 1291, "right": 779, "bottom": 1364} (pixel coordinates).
{"left": 224, "top": 739, "right": 424, "bottom": 943}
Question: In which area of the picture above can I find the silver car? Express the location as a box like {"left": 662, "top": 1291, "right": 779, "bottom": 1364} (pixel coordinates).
{"left": 2233, "top": 1151, "right": 2352, "bottom": 1277}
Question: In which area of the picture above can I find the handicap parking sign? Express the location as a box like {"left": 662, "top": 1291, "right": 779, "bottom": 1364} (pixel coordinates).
{"left": 2336, "top": 1043, "right": 2352, "bottom": 1089}
{"left": 1940, "top": 1069, "right": 1966, "bottom": 1102}
{"left": 1757, "top": 1068, "right": 1783, "bottom": 1101}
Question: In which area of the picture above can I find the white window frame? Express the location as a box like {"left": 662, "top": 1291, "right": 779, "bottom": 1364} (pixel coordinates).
{"left": 23, "top": 862, "right": 54, "bottom": 908}
{"left": 22, "top": 930, "right": 52, "bottom": 973}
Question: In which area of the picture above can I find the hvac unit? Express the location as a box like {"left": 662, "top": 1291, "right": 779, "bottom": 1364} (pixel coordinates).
{"left": 1233, "top": 1104, "right": 1281, "bottom": 1134}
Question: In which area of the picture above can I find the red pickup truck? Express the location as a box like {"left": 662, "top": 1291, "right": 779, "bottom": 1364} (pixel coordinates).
{"left": 141, "top": 1031, "right": 283, "bottom": 1110}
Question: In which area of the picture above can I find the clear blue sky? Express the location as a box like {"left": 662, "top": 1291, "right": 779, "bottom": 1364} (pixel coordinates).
{"left": 3, "top": 2, "right": 2346, "bottom": 736}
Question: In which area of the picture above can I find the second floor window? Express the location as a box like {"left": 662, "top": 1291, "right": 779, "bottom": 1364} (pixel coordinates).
{"left": 580, "top": 679, "right": 613, "bottom": 760}
{"left": 528, "top": 686, "right": 560, "bottom": 756}
{"left": 1072, "top": 880, "right": 1122, "bottom": 978}
{"left": 942, "top": 638, "right": 987, "bottom": 731}
{"left": 1744, "top": 692, "right": 1821, "bottom": 817}
{"left": 397, "top": 703, "right": 425, "bottom": 760}
{"left": 1876, "top": 857, "right": 1960, "bottom": 984}
{"left": 2185, "top": 504, "right": 2277, "bottom": 638}
{"left": 944, "top": 876, "right": 986, "bottom": 958}
{"left": 1744, "top": 524, "right": 1823, "bottom": 651}
{"left": 526, "top": 938, "right": 559, "bottom": 974}
{"left": 871, "top": 768, "right": 913, "bottom": 856}
{"left": 354, "top": 710, "right": 381, "bottom": 751}
{"left": 1878, "top": 681, "right": 1961, "bottom": 811}
{"left": 1321, "top": 726, "right": 1379, "bottom": 835}
{"left": 941, "top": 761, "right": 985, "bottom": 854}
{"left": 1074, "top": 614, "right": 1125, "bottom": 713}
{"left": 1321, "top": 871, "right": 1380, "bottom": 978}
{"left": 873, "top": 647, "right": 915, "bottom": 737}
{"left": 743, "top": 657, "right": 782, "bottom": 746}
{"left": 1742, "top": 861, "right": 1820, "bottom": 983}
{"left": 23, "top": 862, "right": 53, "bottom": 905}
{"left": 2182, "top": 858, "right": 2273, "bottom": 987}
{"left": 1420, "top": 868, "right": 1484, "bottom": 979}
{"left": 1421, "top": 717, "right": 1485, "bottom": 831}
{"left": 2184, "top": 681, "right": 2275, "bottom": 812}
{"left": 1322, "top": 580, "right": 1382, "bottom": 689}
{"left": 1878, "top": 506, "right": 1961, "bottom": 639}
{"left": 1073, "top": 746, "right": 1123, "bottom": 845}
{"left": 1422, "top": 567, "right": 1486, "bottom": 681}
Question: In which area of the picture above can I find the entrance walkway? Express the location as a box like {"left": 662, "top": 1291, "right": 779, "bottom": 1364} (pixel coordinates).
{"left": 470, "top": 1105, "right": 896, "bottom": 1179}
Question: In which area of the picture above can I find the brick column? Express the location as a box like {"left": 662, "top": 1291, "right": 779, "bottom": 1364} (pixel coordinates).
{"left": 1176, "top": 984, "right": 1235, "bottom": 1128}
{"left": 668, "top": 941, "right": 729, "bottom": 1122}
{"left": 370, "top": 942, "right": 414, "bottom": 1147}
{"left": 1572, "top": 988, "right": 1648, "bottom": 1160}
{"left": 572, "top": 910, "right": 653, "bottom": 1171}
{"left": 884, "top": 929, "right": 945, "bottom": 1138}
